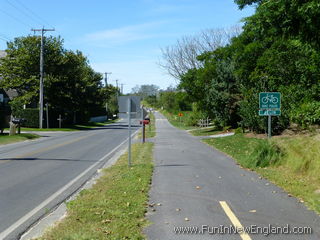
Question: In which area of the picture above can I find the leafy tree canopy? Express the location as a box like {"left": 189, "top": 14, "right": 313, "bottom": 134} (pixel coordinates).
{"left": 0, "top": 35, "right": 109, "bottom": 125}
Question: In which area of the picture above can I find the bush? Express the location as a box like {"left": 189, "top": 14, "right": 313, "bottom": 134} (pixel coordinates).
{"left": 16, "top": 108, "right": 39, "bottom": 128}
{"left": 185, "top": 111, "right": 207, "bottom": 126}
{"left": 290, "top": 101, "right": 320, "bottom": 128}
{"left": 234, "top": 127, "right": 243, "bottom": 134}
{"left": 250, "top": 141, "right": 282, "bottom": 168}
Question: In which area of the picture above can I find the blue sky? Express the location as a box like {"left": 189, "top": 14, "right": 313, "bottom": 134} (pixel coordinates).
{"left": 0, "top": 0, "right": 254, "bottom": 93}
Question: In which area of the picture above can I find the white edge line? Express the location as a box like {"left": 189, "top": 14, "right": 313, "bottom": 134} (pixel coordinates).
{"left": 0, "top": 128, "right": 140, "bottom": 239}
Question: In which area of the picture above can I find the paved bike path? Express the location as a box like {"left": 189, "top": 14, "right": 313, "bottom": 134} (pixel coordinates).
{"left": 145, "top": 112, "right": 320, "bottom": 240}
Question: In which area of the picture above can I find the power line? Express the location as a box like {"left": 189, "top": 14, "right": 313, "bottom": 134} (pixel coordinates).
{"left": 0, "top": 8, "right": 32, "bottom": 28}
{"left": 0, "top": 37, "right": 9, "bottom": 42}
{"left": 0, "top": 33, "right": 10, "bottom": 41}
{"left": 12, "top": 0, "right": 55, "bottom": 29}
{"left": 6, "top": 0, "right": 44, "bottom": 27}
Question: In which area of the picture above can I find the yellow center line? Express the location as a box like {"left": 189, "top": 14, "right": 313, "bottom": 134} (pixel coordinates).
{"left": 219, "top": 201, "right": 252, "bottom": 240}
{"left": 0, "top": 133, "right": 97, "bottom": 163}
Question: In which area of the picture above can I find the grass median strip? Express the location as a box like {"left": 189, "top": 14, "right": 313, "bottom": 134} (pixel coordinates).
{"left": 4, "top": 120, "right": 119, "bottom": 132}
{"left": 0, "top": 133, "right": 39, "bottom": 145}
{"left": 38, "top": 142, "right": 154, "bottom": 240}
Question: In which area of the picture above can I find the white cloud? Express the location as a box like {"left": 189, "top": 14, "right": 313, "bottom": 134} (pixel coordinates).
{"left": 84, "top": 21, "right": 165, "bottom": 46}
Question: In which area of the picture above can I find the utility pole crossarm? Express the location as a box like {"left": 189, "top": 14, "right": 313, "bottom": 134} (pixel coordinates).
{"left": 31, "top": 28, "right": 55, "bottom": 32}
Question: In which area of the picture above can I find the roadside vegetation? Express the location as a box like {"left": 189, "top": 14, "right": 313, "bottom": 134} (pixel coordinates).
{"left": 135, "top": 1, "right": 320, "bottom": 216}
{"left": 38, "top": 141, "right": 154, "bottom": 240}
{"left": 0, "top": 35, "right": 120, "bottom": 130}
{"left": 6, "top": 120, "right": 118, "bottom": 132}
{"left": 145, "top": 113, "right": 156, "bottom": 138}
{"left": 37, "top": 116, "right": 156, "bottom": 239}
{"left": 160, "top": 110, "right": 194, "bottom": 130}
{"left": 204, "top": 133, "right": 320, "bottom": 214}
{"left": 142, "top": 0, "right": 320, "bottom": 135}
{"left": 189, "top": 127, "right": 222, "bottom": 136}
{"left": 0, "top": 133, "right": 39, "bottom": 145}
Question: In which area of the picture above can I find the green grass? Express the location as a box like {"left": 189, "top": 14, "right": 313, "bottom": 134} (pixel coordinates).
{"left": 204, "top": 133, "right": 320, "bottom": 214}
{"left": 189, "top": 127, "right": 221, "bottom": 136}
{"left": 38, "top": 142, "right": 154, "bottom": 240}
{"left": 161, "top": 110, "right": 195, "bottom": 130}
{"left": 6, "top": 120, "right": 118, "bottom": 132}
{"left": 38, "top": 117, "right": 156, "bottom": 239}
{"left": 0, "top": 133, "right": 40, "bottom": 145}
{"left": 204, "top": 134, "right": 264, "bottom": 168}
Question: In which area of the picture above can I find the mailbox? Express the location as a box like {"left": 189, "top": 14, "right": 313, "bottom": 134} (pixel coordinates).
{"left": 140, "top": 120, "right": 150, "bottom": 125}
{"left": 12, "top": 118, "right": 26, "bottom": 124}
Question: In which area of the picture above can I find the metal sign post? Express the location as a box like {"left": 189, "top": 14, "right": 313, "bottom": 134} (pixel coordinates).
{"left": 259, "top": 92, "right": 281, "bottom": 138}
{"left": 128, "top": 97, "right": 132, "bottom": 167}
{"left": 46, "top": 103, "right": 49, "bottom": 128}
{"left": 118, "top": 96, "right": 141, "bottom": 167}
{"left": 141, "top": 105, "right": 144, "bottom": 143}
{"left": 268, "top": 115, "right": 272, "bottom": 138}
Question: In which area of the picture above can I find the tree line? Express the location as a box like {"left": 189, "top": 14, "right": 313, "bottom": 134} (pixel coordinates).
{"left": 0, "top": 36, "right": 118, "bottom": 128}
{"left": 157, "top": 0, "right": 320, "bottom": 133}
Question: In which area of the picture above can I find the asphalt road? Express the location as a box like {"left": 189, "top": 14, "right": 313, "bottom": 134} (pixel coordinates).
{"left": 0, "top": 120, "right": 139, "bottom": 240}
{"left": 145, "top": 112, "right": 320, "bottom": 240}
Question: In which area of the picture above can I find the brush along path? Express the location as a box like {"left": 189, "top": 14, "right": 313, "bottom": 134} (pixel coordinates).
{"left": 204, "top": 133, "right": 320, "bottom": 214}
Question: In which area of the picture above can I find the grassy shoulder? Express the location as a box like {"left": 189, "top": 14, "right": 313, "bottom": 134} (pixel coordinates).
{"left": 38, "top": 142, "right": 154, "bottom": 240}
{"left": 188, "top": 127, "right": 223, "bottom": 136}
{"left": 6, "top": 120, "right": 118, "bottom": 132}
{"left": 204, "top": 133, "right": 320, "bottom": 214}
{"left": 0, "top": 133, "right": 40, "bottom": 145}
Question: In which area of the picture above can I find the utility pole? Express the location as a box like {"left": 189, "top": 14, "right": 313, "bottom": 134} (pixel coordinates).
{"left": 115, "top": 79, "right": 119, "bottom": 89}
{"left": 115, "top": 79, "right": 119, "bottom": 97}
{"left": 31, "top": 27, "right": 55, "bottom": 129}
{"left": 104, "top": 72, "right": 112, "bottom": 86}
{"left": 120, "top": 83, "right": 125, "bottom": 95}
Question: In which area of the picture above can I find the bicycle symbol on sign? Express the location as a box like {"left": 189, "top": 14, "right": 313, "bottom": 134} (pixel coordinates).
{"left": 262, "top": 94, "right": 278, "bottom": 104}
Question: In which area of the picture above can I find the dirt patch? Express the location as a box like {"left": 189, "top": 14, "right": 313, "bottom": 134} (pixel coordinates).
{"left": 244, "top": 132, "right": 267, "bottom": 139}
{"left": 245, "top": 131, "right": 317, "bottom": 139}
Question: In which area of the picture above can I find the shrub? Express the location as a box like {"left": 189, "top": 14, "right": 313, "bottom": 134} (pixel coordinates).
{"left": 290, "top": 101, "right": 320, "bottom": 128}
{"left": 185, "top": 111, "right": 207, "bottom": 126}
{"left": 16, "top": 108, "right": 39, "bottom": 128}
{"left": 234, "top": 127, "right": 243, "bottom": 134}
{"left": 223, "top": 126, "right": 231, "bottom": 132}
{"left": 250, "top": 141, "right": 282, "bottom": 168}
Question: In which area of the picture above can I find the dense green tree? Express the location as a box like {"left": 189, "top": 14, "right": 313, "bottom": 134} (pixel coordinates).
{"left": 0, "top": 36, "right": 64, "bottom": 106}
{"left": 0, "top": 35, "right": 106, "bottom": 126}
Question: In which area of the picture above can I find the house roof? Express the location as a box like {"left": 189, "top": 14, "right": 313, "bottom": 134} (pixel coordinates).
{"left": 5, "top": 89, "right": 18, "bottom": 99}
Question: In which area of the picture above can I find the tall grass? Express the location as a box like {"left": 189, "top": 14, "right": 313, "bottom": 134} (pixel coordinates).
{"left": 205, "top": 133, "right": 320, "bottom": 213}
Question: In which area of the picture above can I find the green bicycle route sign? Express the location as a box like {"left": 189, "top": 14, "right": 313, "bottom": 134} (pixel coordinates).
{"left": 258, "top": 109, "right": 281, "bottom": 116}
{"left": 259, "top": 92, "right": 281, "bottom": 109}
{"left": 259, "top": 92, "right": 281, "bottom": 138}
